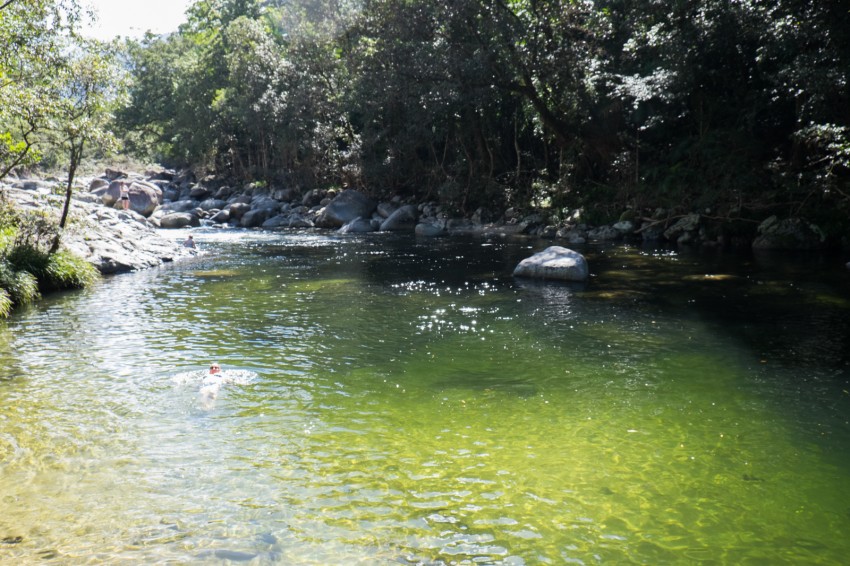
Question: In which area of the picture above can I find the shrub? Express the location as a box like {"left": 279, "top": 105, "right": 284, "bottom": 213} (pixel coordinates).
{"left": 0, "top": 260, "right": 41, "bottom": 306}
{"left": 4, "top": 245, "right": 98, "bottom": 293}
{"left": 43, "top": 250, "right": 100, "bottom": 291}
{"left": 0, "top": 288, "right": 11, "bottom": 318}
{"left": 5, "top": 243, "right": 50, "bottom": 277}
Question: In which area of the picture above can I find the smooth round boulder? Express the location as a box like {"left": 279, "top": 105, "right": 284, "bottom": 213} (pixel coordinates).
{"left": 240, "top": 207, "right": 275, "bottom": 228}
{"left": 159, "top": 212, "right": 198, "bottom": 229}
{"left": 513, "top": 246, "right": 589, "bottom": 282}
{"left": 380, "top": 204, "right": 418, "bottom": 232}
{"left": 199, "top": 198, "right": 228, "bottom": 211}
{"left": 228, "top": 202, "right": 251, "bottom": 220}
{"left": 315, "top": 189, "right": 377, "bottom": 228}
{"left": 338, "top": 216, "right": 375, "bottom": 234}
{"left": 105, "top": 181, "right": 159, "bottom": 216}
{"left": 415, "top": 222, "right": 445, "bottom": 237}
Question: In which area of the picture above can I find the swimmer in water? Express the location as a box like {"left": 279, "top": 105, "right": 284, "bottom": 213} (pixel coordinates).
{"left": 200, "top": 363, "right": 225, "bottom": 408}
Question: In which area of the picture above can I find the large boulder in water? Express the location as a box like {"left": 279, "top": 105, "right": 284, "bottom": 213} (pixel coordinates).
{"left": 380, "top": 204, "right": 418, "bottom": 232}
{"left": 338, "top": 216, "right": 376, "bottom": 233}
{"left": 513, "top": 246, "right": 589, "bottom": 282}
{"left": 316, "top": 189, "right": 377, "bottom": 228}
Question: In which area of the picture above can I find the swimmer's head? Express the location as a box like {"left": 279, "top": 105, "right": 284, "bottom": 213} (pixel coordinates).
{"left": 209, "top": 363, "right": 221, "bottom": 374}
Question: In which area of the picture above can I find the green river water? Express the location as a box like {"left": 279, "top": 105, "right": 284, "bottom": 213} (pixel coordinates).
{"left": 1, "top": 230, "right": 849, "bottom": 565}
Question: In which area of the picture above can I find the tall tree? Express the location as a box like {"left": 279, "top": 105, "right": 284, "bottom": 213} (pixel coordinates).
{"left": 0, "top": 0, "right": 82, "bottom": 180}
{"left": 49, "top": 42, "right": 122, "bottom": 252}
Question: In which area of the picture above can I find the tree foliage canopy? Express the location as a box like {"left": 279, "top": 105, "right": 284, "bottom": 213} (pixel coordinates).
{"left": 8, "top": 0, "right": 848, "bottom": 227}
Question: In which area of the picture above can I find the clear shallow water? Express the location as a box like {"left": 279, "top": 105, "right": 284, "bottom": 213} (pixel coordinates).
{"left": 1, "top": 229, "right": 849, "bottom": 564}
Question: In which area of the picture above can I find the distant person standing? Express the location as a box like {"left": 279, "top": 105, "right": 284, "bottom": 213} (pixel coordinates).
{"left": 120, "top": 184, "right": 130, "bottom": 210}
{"left": 183, "top": 235, "right": 196, "bottom": 249}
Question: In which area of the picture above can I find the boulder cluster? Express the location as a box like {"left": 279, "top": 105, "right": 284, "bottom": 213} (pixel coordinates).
{"left": 82, "top": 169, "right": 833, "bottom": 252}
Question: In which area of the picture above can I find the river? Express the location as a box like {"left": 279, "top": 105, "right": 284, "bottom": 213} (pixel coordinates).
{"left": 1, "top": 229, "right": 849, "bottom": 564}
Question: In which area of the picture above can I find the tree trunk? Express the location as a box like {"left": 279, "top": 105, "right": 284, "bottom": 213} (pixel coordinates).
{"left": 50, "top": 139, "right": 83, "bottom": 254}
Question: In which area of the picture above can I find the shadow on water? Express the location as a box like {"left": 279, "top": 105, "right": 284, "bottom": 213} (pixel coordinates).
{"left": 580, "top": 244, "right": 850, "bottom": 371}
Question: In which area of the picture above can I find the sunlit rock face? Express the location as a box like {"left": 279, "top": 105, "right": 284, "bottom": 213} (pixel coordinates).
{"left": 512, "top": 245, "right": 589, "bottom": 282}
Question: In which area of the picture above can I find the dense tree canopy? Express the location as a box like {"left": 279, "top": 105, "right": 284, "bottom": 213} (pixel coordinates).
{"left": 7, "top": 0, "right": 849, "bottom": 232}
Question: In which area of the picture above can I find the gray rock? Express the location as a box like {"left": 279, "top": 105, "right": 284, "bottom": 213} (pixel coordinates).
{"left": 587, "top": 225, "right": 620, "bottom": 241}
{"left": 415, "top": 221, "right": 446, "bottom": 237}
{"left": 445, "top": 218, "right": 476, "bottom": 235}
{"left": 130, "top": 180, "right": 164, "bottom": 203}
{"left": 338, "top": 216, "right": 375, "bottom": 233}
{"left": 89, "top": 178, "right": 109, "bottom": 191}
{"left": 377, "top": 202, "right": 398, "bottom": 218}
{"left": 241, "top": 207, "right": 275, "bottom": 228}
{"left": 250, "top": 195, "right": 281, "bottom": 212}
{"left": 613, "top": 220, "right": 635, "bottom": 235}
{"left": 380, "top": 204, "right": 418, "bottom": 231}
{"left": 316, "top": 189, "right": 377, "bottom": 228}
{"left": 227, "top": 202, "right": 251, "bottom": 220}
{"left": 159, "top": 212, "right": 198, "bottom": 229}
{"left": 162, "top": 187, "right": 181, "bottom": 201}
{"left": 286, "top": 214, "right": 315, "bottom": 228}
{"left": 105, "top": 180, "right": 159, "bottom": 216}
{"left": 189, "top": 185, "right": 211, "bottom": 200}
{"left": 301, "top": 188, "right": 325, "bottom": 207}
{"left": 640, "top": 221, "right": 664, "bottom": 241}
{"left": 157, "top": 200, "right": 198, "bottom": 214}
{"left": 199, "top": 198, "right": 228, "bottom": 211}
{"left": 557, "top": 228, "right": 586, "bottom": 245}
{"left": 513, "top": 246, "right": 589, "bottom": 282}
{"left": 663, "top": 213, "right": 700, "bottom": 241}
{"left": 752, "top": 216, "right": 826, "bottom": 250}
{"left": 271, "top": 187, "right": 297, "bottom": 201}
{"left": 210, "top": 209, "right": 231, "bottom": 223}
{"left": 104, "top": 168, "right": 127, "bottom": 180}
{"left": 261, "top": 214, "right": 288, "bottom": 228}
{"left": 121, "top": 182, "right": 160, "bottom": 216}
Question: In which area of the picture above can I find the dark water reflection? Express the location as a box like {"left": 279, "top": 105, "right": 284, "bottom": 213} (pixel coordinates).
{"left": 1, "top": 229, "right": 849, "bottom": 564}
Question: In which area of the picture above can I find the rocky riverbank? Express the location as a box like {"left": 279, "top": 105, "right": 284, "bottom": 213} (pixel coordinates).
{"left": 80, "top": 167, "right": 838, "bottom": 252}
{"left": 2, "top": 165, "right": 845, "bottom": 280}
{"left": 1, "top": 180, "right": 191, "bottom": 274}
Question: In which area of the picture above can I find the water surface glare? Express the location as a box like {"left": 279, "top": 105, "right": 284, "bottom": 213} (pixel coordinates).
{"left": 1, "top": 230, "right": 849, "bottom": 564}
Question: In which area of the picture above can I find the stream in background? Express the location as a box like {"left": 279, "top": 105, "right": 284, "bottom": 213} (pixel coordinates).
{"left": 1, "top": 230, "right": 849, "bottom": 564}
